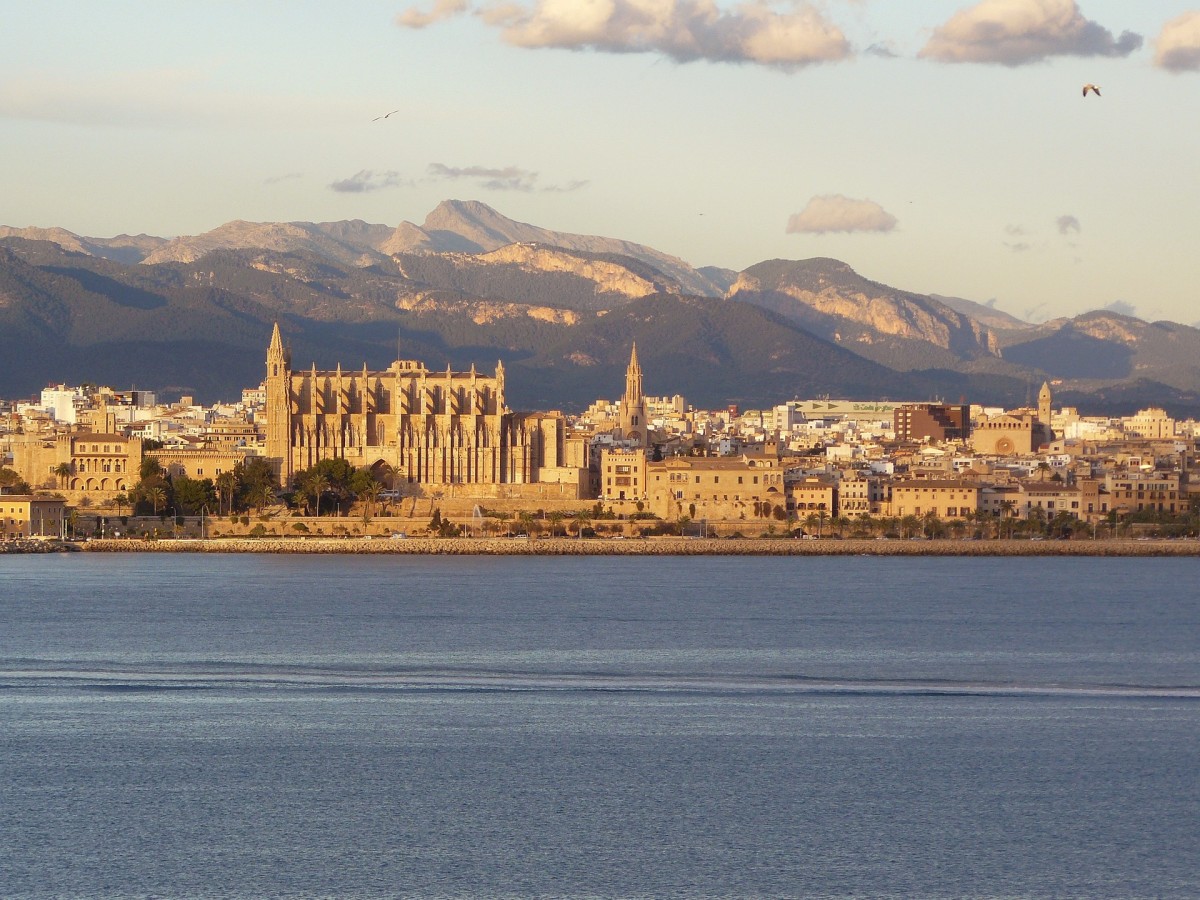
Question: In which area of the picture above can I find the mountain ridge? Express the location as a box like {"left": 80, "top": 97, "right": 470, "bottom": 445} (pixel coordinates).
{"left": 4, "top": 200, "right": 1200, "bottom": 415}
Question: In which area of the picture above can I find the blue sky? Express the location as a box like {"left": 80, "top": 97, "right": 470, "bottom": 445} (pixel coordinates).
{"left": 2, "top": 1, "right": 1198, "bottom": 325}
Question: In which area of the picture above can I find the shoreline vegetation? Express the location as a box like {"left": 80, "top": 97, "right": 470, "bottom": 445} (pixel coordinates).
{"left": 8, "top": 536, "right": 1198, "bottom": 556}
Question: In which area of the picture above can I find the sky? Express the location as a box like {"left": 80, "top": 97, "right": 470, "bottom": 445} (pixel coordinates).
{"left": 2, "top": 1, "right": 1198, "bottom": 325}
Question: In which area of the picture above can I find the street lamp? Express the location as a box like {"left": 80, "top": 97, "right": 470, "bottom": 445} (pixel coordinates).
{"left": 201, "top": 505, "right": 208, "bottom": 540}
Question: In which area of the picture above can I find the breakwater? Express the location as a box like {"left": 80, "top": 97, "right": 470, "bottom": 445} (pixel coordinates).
{"left": 76, "top": 537, "right": 1200, "bottom": 556}
{"left": 0, "top": 539, "right": 79, "bottom": 554}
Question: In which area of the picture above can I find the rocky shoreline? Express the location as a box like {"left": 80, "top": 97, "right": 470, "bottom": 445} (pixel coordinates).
{"left": 0, "top": 539, "right": 80, "bottom": 554}
{"left": 67, "top": 536, "right": 1200, "bottom": 556}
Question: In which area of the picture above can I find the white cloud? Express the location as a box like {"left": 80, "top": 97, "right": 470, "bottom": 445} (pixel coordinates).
{"left": 329, "top": 170, "right": 407, "bottom": 193}
{"left": 405, "top": 0, "right": 852, "bottom": 69}
{"left": 919, "top": 0, "right": 1141, "bottom": 66}
{"left": 1154, "top": 11, "right": 1200, "bottom": 72}
{"left": 786, "top": 195, "right": 897, "bottom": 234}
{"left": 397, "top": 0, "right": 469, "bottom": 29}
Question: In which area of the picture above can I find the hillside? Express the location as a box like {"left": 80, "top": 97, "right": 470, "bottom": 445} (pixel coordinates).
{"left": 4, "top": 200, "right": 1200, "bottom": 415}
{"left": 727, "top": 258, "right": 1005, "bottom": 370}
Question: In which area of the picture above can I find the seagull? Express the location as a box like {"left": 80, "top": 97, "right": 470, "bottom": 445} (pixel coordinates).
{"left": 1082, "top": 83, "right": 1101, "bottom": 97}
{"left": 373, "top": 109, "right": 400, "bottom": 121}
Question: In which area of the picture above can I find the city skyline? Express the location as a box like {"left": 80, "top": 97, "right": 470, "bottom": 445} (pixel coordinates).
{"left": 3, "top": 2, "right": 1199, "bottom": 325}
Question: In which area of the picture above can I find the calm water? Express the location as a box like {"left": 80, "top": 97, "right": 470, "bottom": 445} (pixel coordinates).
{"left": 2, "top": 554, "right": 1198, "bottom": 899}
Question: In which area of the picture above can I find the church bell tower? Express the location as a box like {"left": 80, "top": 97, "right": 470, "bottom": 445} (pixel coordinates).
{"left": 618, "top": 344, "right": 647, "bottom": 448}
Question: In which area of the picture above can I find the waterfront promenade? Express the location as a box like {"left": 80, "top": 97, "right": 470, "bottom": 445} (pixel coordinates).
{"left": 63, "top": 536, "right": 1200, "bottom": 556}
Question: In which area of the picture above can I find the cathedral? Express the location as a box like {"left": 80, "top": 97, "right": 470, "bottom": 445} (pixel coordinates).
{"left": 263, "top": 325, "right": 587, "bottom": 497}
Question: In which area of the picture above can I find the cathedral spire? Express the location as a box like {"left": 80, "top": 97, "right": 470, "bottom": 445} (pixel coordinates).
{"left": 267, "top": 322, "right": 290, "bottom": 375}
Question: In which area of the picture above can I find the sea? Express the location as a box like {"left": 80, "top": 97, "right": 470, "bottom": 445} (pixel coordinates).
{"left": 1, "top": 553, "right": 1198, "bottom": 899}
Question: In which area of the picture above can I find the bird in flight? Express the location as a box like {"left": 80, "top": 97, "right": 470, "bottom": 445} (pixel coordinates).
{"left": 373, "top": 109, "right": 400, "bottom": 121}
{"left": 1082, "top": 84, "right": 1101, "bottom": 97}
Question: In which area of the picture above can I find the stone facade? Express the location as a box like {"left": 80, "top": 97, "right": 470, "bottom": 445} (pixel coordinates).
{"left": 263, "top": 324, "right": 587, "bottom": 497}
{"left": 10, "top": 431, "right": 142, "bottom": 499}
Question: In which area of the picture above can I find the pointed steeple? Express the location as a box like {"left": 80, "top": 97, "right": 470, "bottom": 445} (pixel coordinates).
{"left": 623, "top": 343, "right": 643, "bottom": 407}
{"left": 267, "top": 322, "right": 290, "bottom": 375}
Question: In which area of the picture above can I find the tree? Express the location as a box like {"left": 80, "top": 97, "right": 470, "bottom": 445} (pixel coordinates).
{"left": 301, "top": 470, "right": 330, "bottom": 517}
{"left": 53, "top": 462, "right": 72, "bottom": 489}
{"left": 0, "top": 467, "right": 32, "bottom": 495}
{"left": 250, "top": 483, "right": 276, "bottom": 512}
{"left": 233, "top": 458, "right": 276, "bottom": 512}
{"left": 146, "top": 485, "right": 167, "bottom": 515}
{"left": 570, "top": 511, "right": 590, "bottom": 538}
{"left": 173, "top": 476, "right": 216, "bottom": 516}
{"left": 215, "top": 471, "right": 239, "bottom": 516}
{"left": 358, "top": 479, "right": 382, "bottom": 520}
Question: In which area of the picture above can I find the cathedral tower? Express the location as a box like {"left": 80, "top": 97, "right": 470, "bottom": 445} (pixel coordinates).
{"left": 265, "top": 322, "right": 293, "bottom": 485}
{"left": 1038, "top": 381, "right": 1053, "bottom": 436}
{"left": 618, "top": 344, "right": 648, "bottom": 448}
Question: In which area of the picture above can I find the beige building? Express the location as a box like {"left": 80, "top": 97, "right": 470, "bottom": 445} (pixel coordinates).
{"left": 263, "top": 324, "right": 587, "bottom": 498}
{"left": 838, "top": 471, "right": 888, "bottom": 518}
{"left": 599, "top": 448, "right": 646, "bottom": 501}
{"left": 1, "top": 495, "right": 67, "bottom": 539}
{"left": 889, "top": 479, "right": 983, "bottom": 519}
{"left": 1105, "top": 470, "right": 1185, "bottom": 516}
{"left": 970, "top": 412, "right": 1050, "bottom": 456}
{"left": 644, "top": 455, "right": 786, "bottom": 521}
{"left": 10, "top": 431, "right": 142, "bottom": 499}
{"left": 1123, "top": 408, "right": 1176, "bottom": 440}
{"left": 149, "top": 447, "right": 253, "bottom": 482}
{"left": 788, "top": 475, "right": 837, "bottom": 518}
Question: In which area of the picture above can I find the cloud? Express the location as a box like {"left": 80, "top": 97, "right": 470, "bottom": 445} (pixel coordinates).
{"left": 786, "top": 195, "right": 897, "bottom": 234}
{"left": 1056, "top": 214, "right": 1080, "bottom": 234}
{"left": 402, "top": 0, "right": 852, "bottom": 70}
{"left": 264, "top": 172, "right": 303, "bottom": 185}
{"left": 1104, "top": 300, "right": 1137, "bottom": 318}
{"left": 1154, "top": 11, "right": 1200, "bottom": 72}
{"left": 1004, "top": 241, "right": 1031, "bottom": 253}
{"left": 919, "top": 0, "right": 1142, "bottom": 66}
{"left": 329, "top": 170, "right": 407, "bottom": 193}
{"left": 1004, "top": 224, "right": 1027, "bottom": 236}
{"left": 397, "top": 0, "right": 469, "bottom": 29}
{"left": 427, "top": 162, "right": 587, "bottom": 192}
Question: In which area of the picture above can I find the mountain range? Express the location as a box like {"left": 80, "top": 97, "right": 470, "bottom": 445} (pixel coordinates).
{"left": 3, "top": 199, "right": 1200, "bottom": 416}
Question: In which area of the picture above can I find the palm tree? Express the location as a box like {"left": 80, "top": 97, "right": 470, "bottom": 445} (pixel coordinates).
{"left": 114, "top": 492, "right": 129, "bottom": 518}
{"left": 359, "top": 480, "right": 382, "bottom": 520}
{"left": 251, "top": 483, "right": 276, "bottom": 512}
{"left": 215, "top": 471, "right": 239, "bottom": 516}
{"left": 146, "top": 486, "right": 167, "bottom": 515}
{"left": 303, "top": 471, "right": 329, "bottom": 517}
{"left": 998, "top": 500, "right": 1017, "bottom": 538}
{"left": 570, "top": 511, "right": 590, "bottom": 539}
{"left": 53, "top": 462, "right": 72, "bottom": 489}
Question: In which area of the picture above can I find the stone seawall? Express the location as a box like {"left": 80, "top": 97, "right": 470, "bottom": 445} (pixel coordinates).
{"left": 0, "top": 539, "right": 79, "bottom": 554}
{"left": 77, "top": 537, "right": 1200, "bottom": 557}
